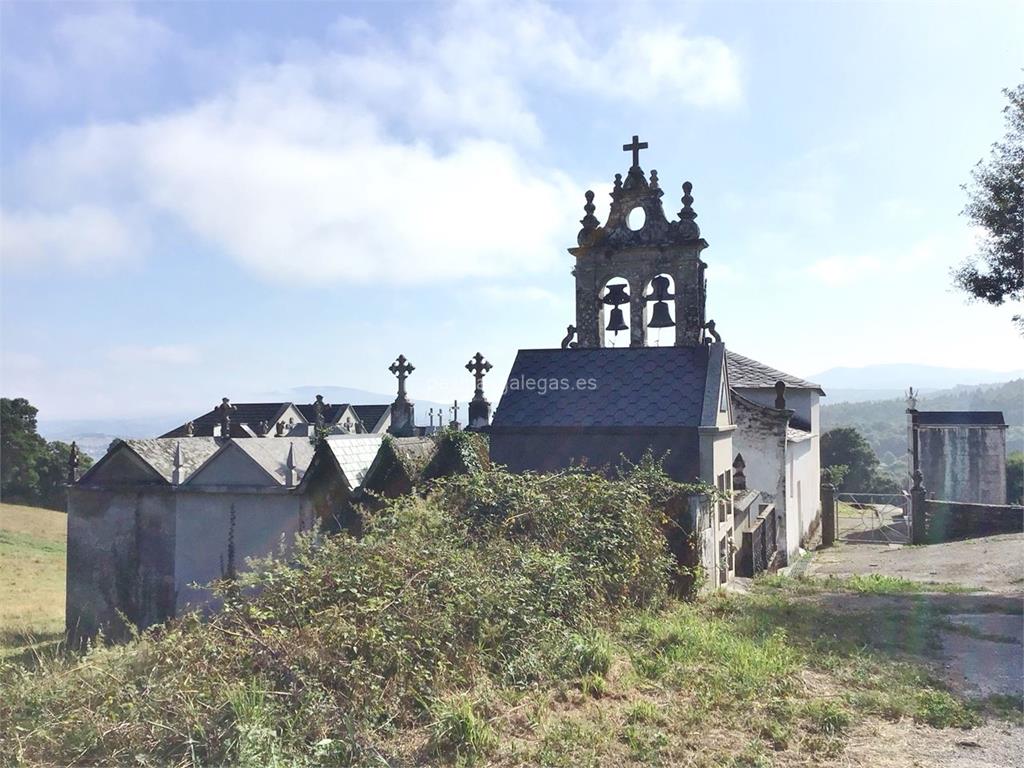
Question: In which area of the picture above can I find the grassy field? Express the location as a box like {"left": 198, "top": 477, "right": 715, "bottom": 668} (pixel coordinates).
{"left": 0, "top": 502, "right": 66, "bottom": 658}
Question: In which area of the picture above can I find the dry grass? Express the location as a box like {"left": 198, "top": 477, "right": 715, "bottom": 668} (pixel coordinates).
{"left": 0, "top": 502, "right": 66, "bottom": 657}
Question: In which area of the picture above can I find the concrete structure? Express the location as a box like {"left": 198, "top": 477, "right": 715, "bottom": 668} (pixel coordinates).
{"left": 67, "top": 434, "right": 383, "bottom": 640}
{"left": 162, "top": 398, "right": 391, "bottom": 439}
{"left": 909, "top": 410, "right": 1007, "bottom": 504}
{"left": 490, "top": 138, "right": 825, "bottom": 580}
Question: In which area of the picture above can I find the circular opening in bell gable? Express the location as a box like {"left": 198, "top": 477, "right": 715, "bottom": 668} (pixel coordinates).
{"left": 626, "top": 206, "right": 646, "bottom": 231}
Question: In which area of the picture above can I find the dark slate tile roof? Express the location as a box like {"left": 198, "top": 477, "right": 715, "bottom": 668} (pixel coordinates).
{"left": 296, "top": 403, "right": 350, "bottom": 425}
{"left": 492, "top": 347, "right": 710, "bottom": 428}
{"left": 726, "top": 351, "right": 824, "bottom": 394}
{"left": 161, "top": 403, "right": 291, "bottom": 437}
{"left": 352, "top": 405, "right": 390, "bottom": 430}
{"left": 916, "top": 411, "right": 1006, "bottom": 426}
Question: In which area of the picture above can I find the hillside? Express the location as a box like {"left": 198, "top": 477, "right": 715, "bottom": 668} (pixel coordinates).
{"left": 0, "top": 503, "right": 66, "bottom": 658}
{"left": 1, "top": 468, "right": 1018, "bottom": 767}
{"left": 822, "top": 380, "right": 1024, "bottom": 478}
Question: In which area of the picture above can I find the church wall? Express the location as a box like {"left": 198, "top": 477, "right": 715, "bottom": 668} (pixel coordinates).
{"left": 731, "top": 398, "right": 790, "bottom": 562}
{"left": 174, "top": 491, "right": 308, "bottom": 613}
{"left": 489, "top": 428, "right": 701, "bottom": 482}
{"left": 918, "top": 426, "right": 1007, "bottom": 504}
{"left": 66, "top": 488, "right": 176, "bottom": 642}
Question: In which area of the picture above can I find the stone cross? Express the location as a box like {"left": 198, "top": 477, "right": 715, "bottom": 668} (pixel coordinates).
{"left": 275, "top": 420, "right": 286, "bottom": 437}
{"left": 622, "top": 134, "right": 648, "bottom": 168}
{"left": 344, "top": 416, "right": 353, "bottom": 432}
{"left": 67, "top": 441, "right": 79, "bottom": 484}
{"left": 215, "top": 398, "right": 237, "bottom": 437}
{"left": 449, "top": 400, "right": 460, "bottom": 427}
{"left": 428, "top": 408, "right": 435, "bottom": 427}
{"left": 313, "top": 394, "right": 330, "bottom": 428}
{"left": 465, "top": 352, "right": 493, "bottom": 399}
{"left": 389, "top": 355, "right": 415, "bottom": 401}
{"left": 185, "top": 420, "right": 195, "bottom": 437}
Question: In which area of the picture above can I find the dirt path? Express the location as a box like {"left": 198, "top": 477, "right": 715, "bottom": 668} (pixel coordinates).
{"left": 803, "top": 534, "right": 1023, "bottom": 766}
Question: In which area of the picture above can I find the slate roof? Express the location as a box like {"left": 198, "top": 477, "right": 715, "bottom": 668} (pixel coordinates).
{"left": 915, "top": 411, "right": 1006, "bottom": 426}
{"left": 81, "top": 437, "right": 222, "bottom": 485}
{"left": 162, "top": 403, "right": 293, "bottom": 437}
{"left": 352, "top": 405, "right": 390, "bottom": 431}
{"left": 726, "top": 351, "right": 824, "bottom": 394}
{"left": 296, "top": 403, "right": 350, "bottom": 425}
{"left": 492, "top": 347, "right": 710, "bottom": 428}
{"left": 322, "top": 434, "right": 386, "bottom": 487}
{"left": 230, "top": 438, "right": 317, "bottom": 485}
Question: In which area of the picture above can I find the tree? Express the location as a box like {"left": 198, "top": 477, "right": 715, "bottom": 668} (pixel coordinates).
{"left": 1, "top": 397, "right": 92, "bottom": 509}
{"left": 954, "top": 81, "right": 1024, "bottom": 332}
{"left": 1008, "top": 451, "right": 1024, "bottom": 505}
{"left": 1, "top": 397, "right": 47, "bottom": 503}
{"left": 821, "top": 426, "right": 899, "bottom": 493}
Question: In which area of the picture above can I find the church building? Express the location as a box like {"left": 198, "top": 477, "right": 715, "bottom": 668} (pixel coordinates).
{"left": 490, "top": 137, "right": 825, "bottom": 580}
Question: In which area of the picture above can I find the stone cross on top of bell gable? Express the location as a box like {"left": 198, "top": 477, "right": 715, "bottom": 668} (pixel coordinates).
{"left": 215, "top": 397, "right": 237, "bottom": 437}
{"left": 623, "top": 134, "right": 648, "bottom": 169}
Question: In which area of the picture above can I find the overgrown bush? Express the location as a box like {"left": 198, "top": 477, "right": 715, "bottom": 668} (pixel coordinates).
{"left": 0, "top": 464, "right": 696, "bottom": 766}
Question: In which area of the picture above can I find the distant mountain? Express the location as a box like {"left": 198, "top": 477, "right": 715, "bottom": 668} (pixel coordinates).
{"left": 821, "top": 379, "right": 1024, "bottom": 479}
{"left": 810, "top": 364, "right": 1024, "bottom": 403}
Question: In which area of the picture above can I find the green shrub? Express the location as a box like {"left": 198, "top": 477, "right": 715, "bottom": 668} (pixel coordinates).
{"left": 0, "top": 465, "right": 684, "bottom": 766}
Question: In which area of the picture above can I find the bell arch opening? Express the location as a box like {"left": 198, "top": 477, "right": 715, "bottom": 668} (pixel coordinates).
{"left": 643, "top": 273, "right": 677, "bottom": 346}
{"left": 600, "top": 277, "right": 631, "bottom": 348}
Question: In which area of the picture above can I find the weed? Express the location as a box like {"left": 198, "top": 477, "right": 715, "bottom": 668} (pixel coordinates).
{"left": 429, "top": 696, "right": 497, "bottom": 762}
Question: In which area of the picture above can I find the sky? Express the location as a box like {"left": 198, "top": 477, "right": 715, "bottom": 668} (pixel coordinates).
{"left": 1, "top": 0, "right": 1022, "bottom": 421}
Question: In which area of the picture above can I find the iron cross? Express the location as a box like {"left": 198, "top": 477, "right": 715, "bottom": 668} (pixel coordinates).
{"left": 465, "top": 352, "right": 493, "bottom": 396}
{"left": 389, "top": 355, "right": 415, "bottom": 399}
{"left": 623, "top": 134, "right": 648, "bottom": 168}
{"left": 215, "top": 397, "right": 237, "bottom": 436}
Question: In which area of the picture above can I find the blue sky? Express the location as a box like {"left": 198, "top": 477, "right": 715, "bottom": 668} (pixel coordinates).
{"left": 1, "top": 0, "right": 1022, "bottom": 420}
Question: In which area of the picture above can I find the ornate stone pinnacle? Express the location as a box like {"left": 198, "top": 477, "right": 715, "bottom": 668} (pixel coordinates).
{"left": 679, "top": 181, "right": 697, "bottom": 220}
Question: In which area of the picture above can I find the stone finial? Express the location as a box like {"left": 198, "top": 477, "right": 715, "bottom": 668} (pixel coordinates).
{"left": 285, "top": 443, "right": 298, "bottom": 487}
{"left": 275, "top": 420, "right": 286, "bottom": 437}
{"left": 649, "top": 169, "right": 659, "bottom": 189}
{"left": 704, "top": 319, "right": 721, "bottom": 343}
{"left": 257, "top": 420, "right": 269, "bottom": 436}
{"left": 906, "top": 386, "right": 919, "bottom": 411}
{"left": 185, "top": 420, "right": 195, "bottom": 437}
{"left": 732, "top": 453, "right": 746, "bottom": 492}
{"left": 561, "top": 324, "right": 578, "bottom": 350}
{"left": 313, "top": 394, "right": 330, "bottom": 428}
{"left": 67, "top": 441, "right": 80, "bottom": 484}
{"left": 172, "top": 441, "right": 184, "bottom": 485}
{"left": 580, "top": 190, "right": 598, "bottom": 230}
{"left": 774, "top": 380, "right": 787, "bottom": 410}
{"left": 679, "top": 181, "right": 697, "bottom": 221}
{"left": 215, "top": 398, "right": 237, "bottom": 438}
{"left": 612, "top": 173, "right": 623, "bottom": 195}
{"left": 911, "top": 469, "right": 925, "bottom": 492}
{"left": 343, "top": 416, "right": 353, "bottom": 433}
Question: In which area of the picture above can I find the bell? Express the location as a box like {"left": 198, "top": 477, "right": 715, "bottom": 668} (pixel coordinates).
{"left": 602, "top": 283, "right": 630, "bottom": 306}
{"left": 645, "top": 275, "right": 675, "bottom": 302}
{"left": 606, "top": 307, "right": 628, "bottom": 334}
{"left": 648, "top": 301, "right": 675, "bottom": 328}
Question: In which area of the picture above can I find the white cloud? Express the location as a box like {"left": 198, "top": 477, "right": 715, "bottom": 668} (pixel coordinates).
{"left": 803, "top": 236, "right": 962, "bottom": 286}
{"left": 0, "top": 205, "right": 139, "bottom": 268}
{"left": 107, "top": 344, "right": 201, "bottom": 365}
{"left": 4, "top": 1, "right": 742, "bottom": 283}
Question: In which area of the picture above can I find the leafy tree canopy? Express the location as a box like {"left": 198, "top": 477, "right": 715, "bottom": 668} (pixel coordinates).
{"left": 821, "top": 426, "right": 900, "bottom": 494}
{"left": 954, "top": 80, "right": 1024, "bottom": 331}
{"left": 0, "top": 397, "right": 92, "bottom": 510}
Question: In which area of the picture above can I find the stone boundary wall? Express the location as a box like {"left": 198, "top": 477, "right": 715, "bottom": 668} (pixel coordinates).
{"left": 921, "top": 499, "right": 1024, "bottom": 543}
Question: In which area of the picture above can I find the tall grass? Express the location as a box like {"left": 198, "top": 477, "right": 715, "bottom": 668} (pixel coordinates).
{"left": 0, "top": 465, "right": 692, "bottom": 766}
